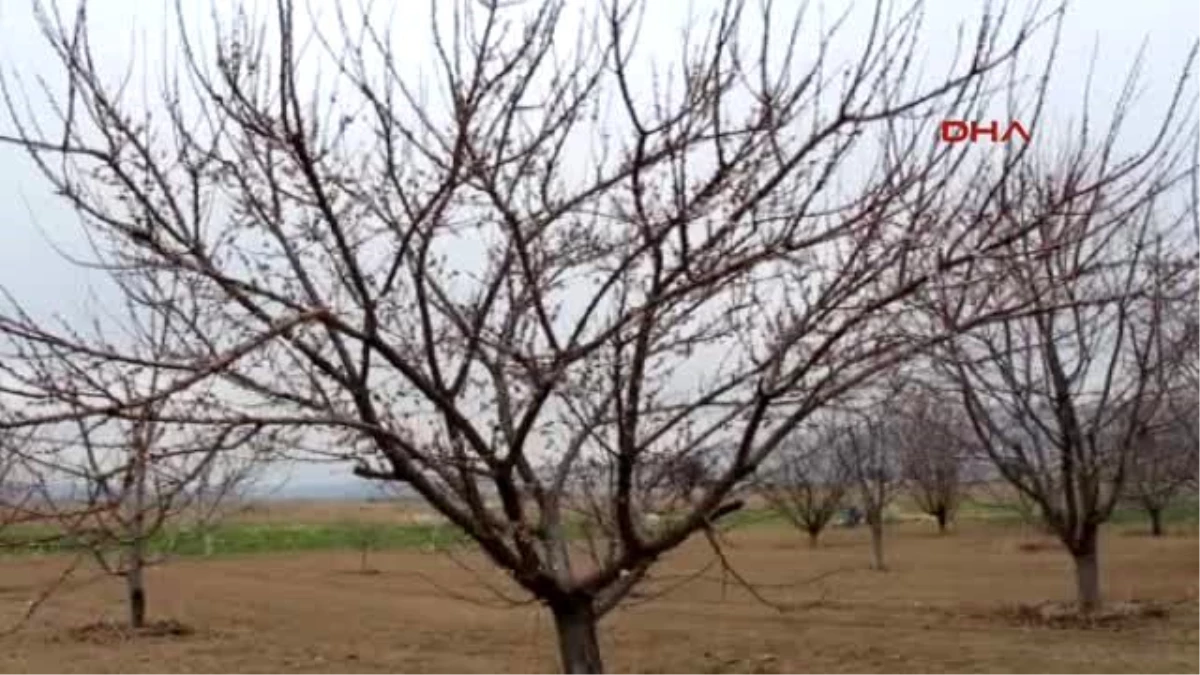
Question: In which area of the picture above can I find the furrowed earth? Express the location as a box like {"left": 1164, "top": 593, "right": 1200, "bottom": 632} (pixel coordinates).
{"left": 0, "top": 499, "right": 1195, "bottom": 673}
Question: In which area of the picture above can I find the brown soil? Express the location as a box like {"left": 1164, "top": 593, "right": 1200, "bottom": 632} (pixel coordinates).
{"left": 0, "top": 521, "right": 1195, "bottom": 673}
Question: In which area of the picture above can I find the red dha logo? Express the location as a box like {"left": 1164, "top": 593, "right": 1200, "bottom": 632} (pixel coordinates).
{"left": 940, "top": 120, "right": 1031, "bottom": 144}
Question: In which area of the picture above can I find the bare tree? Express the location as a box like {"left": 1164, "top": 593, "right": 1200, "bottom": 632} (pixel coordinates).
{"left": 184, "top": 444, "right": 258, "bottom": 558}
{"left": 66, "top": 410, "right": 260, "bottom": 628}
{"left": 1126, "top": 405, "right": 1196, "bottom": 536}
{"left": 0, "top": 426, "right": 54, "bottom": 543}
{"left": 3, "top": 0, "right": 1174, "bottom": 669}
{"left": 926, "top": 72, "right": 1198, "bottom": 612}
{"left": 895, "top": 390, "right": 966, "bottom": 534}
{"left": 0, "top": 275, "right": 269, "bottom": 629}
{"left": 756, "top": 426, "right": 850, "bottom": 548}
{"left": 839, "top": 410, "right": 901, "bottom": 571}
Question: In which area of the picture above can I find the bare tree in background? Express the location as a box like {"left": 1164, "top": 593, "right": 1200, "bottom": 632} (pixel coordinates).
{"left": 925, "top": 63, "right": 1198, "bottom": 612}
{"left": 65, "top": 409, "right": 261, "bottom": 628}
{"left": 4, "top": 0, "right": 1190, "bottom": 669}
{"left": 0, "top": 426, "right": 57, "bottom": 544}
{"left": 1126, "top": 405, "right": 1196, "bottom": 537}
{"left": 0, "top": 275, "right": 270, "bottom": 629}
{"left": 756, "top": 425, "right": 850, "bottom": 548}
{"left": 839, "top": 411, "right": 901, "bottom": 571}
{"left": 1127, "top": 246, "right": 1199, "bottom": 537}
{"left": 895, "top": 390, "right": 966, "bottom": 534}
{"left": 185, "top": 444, "right": 259, "bottom": 558}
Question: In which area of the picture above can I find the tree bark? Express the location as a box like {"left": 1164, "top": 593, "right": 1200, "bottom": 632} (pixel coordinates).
{"left": 807, "top": 530, "right": 821, "bottom": 548}
{"left": 127, "top": 435, "right": 148, "bottom": 629}
{"left": 868, "top": 518, "right": 886, "bottom": 571}
{"left": 550, "top": 595, "right": 604, "bottom": 674}
{"left": 1072, "top": 542, "right": 1101, "bottom": 614}
{"left": 126, "top": 556, "right": 146, "bottom": 629}
{"left": 1148, "top": 507, "right": 1164, "bottom": 537}
{"left": 935, "top": 508, "right": 948, "bottom": 534}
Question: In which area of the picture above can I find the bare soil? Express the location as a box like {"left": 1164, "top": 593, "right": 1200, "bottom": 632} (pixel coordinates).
{"left": 0, "top": 520, "right": 1195, "bottom": 673}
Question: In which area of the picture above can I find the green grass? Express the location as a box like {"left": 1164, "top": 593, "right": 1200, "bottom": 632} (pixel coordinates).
{"left": 1108, "top": 497, "right": 1199, "bottom": 526}
{"left": 1, "top": 495, "right": 1192, "bottom": 559}
{"left": 0, "top": 520, "right": 471, "bottom": 558}
{"left": 955, "top": 496, "right": 1029, "bottom": 522}
{"left": 721, "top": 494, "right": 1198, "bottom": 533}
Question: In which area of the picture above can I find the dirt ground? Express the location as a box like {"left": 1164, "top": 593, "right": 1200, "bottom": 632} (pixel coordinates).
{"left": 0, "top": 521, "right": 1195, "bottom": 673}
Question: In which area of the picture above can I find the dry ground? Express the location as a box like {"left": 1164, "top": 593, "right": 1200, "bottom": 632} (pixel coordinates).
{"left": 0, "top": 520, "right": 1195, "bottom": 673}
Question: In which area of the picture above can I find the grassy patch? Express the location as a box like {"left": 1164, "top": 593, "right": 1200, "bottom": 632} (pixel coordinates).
{"left": 717, "top": 507, "right": 788, "bottom": 530}
{"left": 1, "top": 494, "right": 1192, "bottom": 558}
{"left": 0, "top": 520, "right": 471, "bottom": 558}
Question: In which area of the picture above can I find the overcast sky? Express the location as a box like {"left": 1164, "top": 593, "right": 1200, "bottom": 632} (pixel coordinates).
{"left": 0, "top": 0, "right": 1195, "bottom": 493}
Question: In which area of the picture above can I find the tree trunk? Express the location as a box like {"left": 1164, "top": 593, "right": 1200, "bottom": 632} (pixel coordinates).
{"left": 807, "top": 529, "right": 821, "bottom": 548}
{"left": 868, "top": 518, "right": 886, "bottom": 571}
{"left": 127, "top": 435, "right": 148, "bottom": 629}
{"left": 935, "top": 508, "right": 948, "bottom": 534}
{"left": 550, "top": 595, "right": 604, "bottom": 674}
{"left": 1147, "top": 506, "right": 1164, "bottom": 537}
{"left": 1072, "top": 543, "right": 1101, "bottom": 614}
{"left": 126, "top": 555, "right": 146, "bottom": 629}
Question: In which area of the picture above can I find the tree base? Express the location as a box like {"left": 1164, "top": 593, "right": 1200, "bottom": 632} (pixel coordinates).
{"left": 550, "top": 597, "right": 604, "bottom": 674}
{"left": 67, "top": 619, "right": 194, "bottom": 643}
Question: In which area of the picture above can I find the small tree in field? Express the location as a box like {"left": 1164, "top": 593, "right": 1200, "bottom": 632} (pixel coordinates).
{"left": 0, "top": 276, "right": 268, "bottom": 629}
{"left": 756, "top": 427, "right": 850, "bottom": 548}
{"left": 66, "top": 409, "right": 259, "bottom": 628}
{"left": 839, "top": 413, "right": 900, "bottom": 571}
{"left": 1126, "top": 407, "right": 1195, "bottom": 536}
{"left": 895, "top": 391, "right": 966, "bottom": 534}
{"left": 344, "top": 519, "right": 387, "bottom": 574}
{"left": 0, "top": 428, "right": 64, "bottom": 552}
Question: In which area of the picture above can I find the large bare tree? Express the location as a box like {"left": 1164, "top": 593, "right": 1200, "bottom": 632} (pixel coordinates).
{"left": 3, "top": 0, "right": 1185, "bottom": 670}
{"left": 925, "top": 75, "right": 1198, "bottom": 612}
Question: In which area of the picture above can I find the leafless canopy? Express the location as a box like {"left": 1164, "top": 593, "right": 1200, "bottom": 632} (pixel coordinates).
{"left": 837, "top": 396, "right": 903, "bottom": 571}
{"left": 924, "top": 52, "right": 1198, "bottom": 611}
{"left": 1126, "top": 403, "right": 1197, "bottom": 536}
{"left": 756, "top": 423, "right": 850, "bottom": 547}
{"left": 4, "top": 0, "right": 1191, "bottom": 670}
{"left": 894, "top": 387, "right": 969, "bottom": 533}
{"left": 0, "top": 271, "right": 267, "bottom": 628}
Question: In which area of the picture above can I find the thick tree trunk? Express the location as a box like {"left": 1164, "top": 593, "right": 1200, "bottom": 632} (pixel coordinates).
{"left": 868, "top": 519, "right": 886, "bottom": 571}
{"left": 1072, "top": 542, "right": 1101, "bottom": 614}
{"left": 550, "top": 596, "right": 604, "bottom": 674}
{"left": 1147, "top": 507, "right": 1164, "bottom": 537}
{"left": 935, "top": 508, "right": 948, "bottom": 534}
{"left": 807, "top": 529, "right": 821, "bottom": 548}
